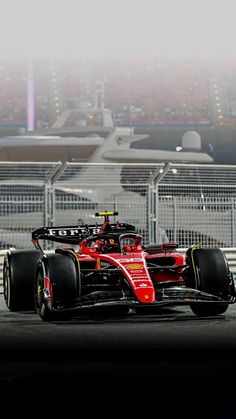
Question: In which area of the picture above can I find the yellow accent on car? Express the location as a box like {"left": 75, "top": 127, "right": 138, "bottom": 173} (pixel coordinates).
{"left": 37, "top": 283, "right": 41, "bottom": 297}
{"left": 190, "top": 243, "right": 201, "bottom": 289}
{"left": 145, "top": 294, "right": 150, "bottom": 300}
{"left": 126, "top": 263, "right": 143, "bottom": 270}
{"left": 4, "top": 275, "right": 7, "bottom": 290}
{"left": 96, "top": 211, "right": 117, "bottom": 216}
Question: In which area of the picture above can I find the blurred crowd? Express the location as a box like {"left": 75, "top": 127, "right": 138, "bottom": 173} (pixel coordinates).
{"left": 0, "top": 58, "right": 236, "bottom": 130}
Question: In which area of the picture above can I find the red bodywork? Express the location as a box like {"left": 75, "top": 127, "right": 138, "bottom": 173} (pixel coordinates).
{"left": 74, "top": 237, "right": 185, "bottom": 305}
{"left": 32, "top": 212, "right": 186, "bottom": 307}
{"left": 30, "top": 211, "right": 236, "bottom": 317}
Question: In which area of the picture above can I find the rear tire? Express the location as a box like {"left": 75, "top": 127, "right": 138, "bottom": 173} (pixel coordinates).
{"left": 3, "top": 250, "right": 40, "bottom": 311}
{"left": 35, "top": 253, "right": 78, "bottom": 321}
{"left": 185, "top": 248, "right": 231, "bottom": 316}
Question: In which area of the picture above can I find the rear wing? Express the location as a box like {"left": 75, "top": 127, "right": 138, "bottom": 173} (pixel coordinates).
{"left": 32, "top": 222, "right": 136, "bottom": 249}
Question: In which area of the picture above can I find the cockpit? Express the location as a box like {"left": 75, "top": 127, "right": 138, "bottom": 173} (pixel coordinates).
{"left": 79, "top": 232, "right": 143, "bottom": 255}
{"left": 119, "top": 233, "right": 143, "bottom": 253}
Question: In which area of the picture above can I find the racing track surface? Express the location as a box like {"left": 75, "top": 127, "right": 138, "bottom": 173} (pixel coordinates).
{"left": 0, "top": 293, "right": 236, "bottom": 416}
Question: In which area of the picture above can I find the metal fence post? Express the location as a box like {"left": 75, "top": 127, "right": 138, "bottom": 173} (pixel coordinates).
{"left": 173, "top": 196, "right": 177, "bottom": 243}
{"left": 43, "top": 162, "right": 64, "bottom": 228}
{"left": 231, "top": 199, "right": 235, "bottom": 248}
{"left": 44, "top": 180, "right": 55, "bottom": 227}
{"left": 148, "top": 182, "right": 156, "bottom": 244}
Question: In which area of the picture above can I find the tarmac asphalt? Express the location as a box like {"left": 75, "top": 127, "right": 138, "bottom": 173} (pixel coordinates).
{"left": 0, "top": 293, "right": 236, "bottom": 416}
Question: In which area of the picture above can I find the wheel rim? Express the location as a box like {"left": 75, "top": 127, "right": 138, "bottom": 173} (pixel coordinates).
{"left": 35, "top": 269, "right": 44, "bottom": 312}
{"left": 35, "top": 267, "right": 53, "bottom": 320}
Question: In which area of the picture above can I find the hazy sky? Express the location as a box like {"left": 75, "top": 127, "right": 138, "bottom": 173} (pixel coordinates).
{"left": 0, "top": 0, "right": 236, "bottom": 59}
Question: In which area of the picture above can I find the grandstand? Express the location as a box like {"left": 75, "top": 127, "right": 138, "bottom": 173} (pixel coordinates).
{"left": 0, "top": 58, "right": 236, "bottom": 163}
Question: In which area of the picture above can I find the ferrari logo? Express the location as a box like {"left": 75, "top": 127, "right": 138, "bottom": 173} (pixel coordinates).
{"left": 144, "top": 294, "right": 150, "bottom": 300}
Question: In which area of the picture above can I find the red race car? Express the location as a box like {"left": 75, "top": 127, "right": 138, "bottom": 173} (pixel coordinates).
{"left": 3, "top": 211, "right": 236, "bottom": 321}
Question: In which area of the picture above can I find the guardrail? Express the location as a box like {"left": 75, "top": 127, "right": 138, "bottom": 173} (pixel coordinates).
{"left": 1, "top": 248, "right": 236, "bottom": 292}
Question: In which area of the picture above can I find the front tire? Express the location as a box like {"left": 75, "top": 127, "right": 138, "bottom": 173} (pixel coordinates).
{"left": 35, "top": 253, "right": 78, "bottom": 321}
{"left": 3, "top": 250, "right": 40, "bottom": 311}
{"left": 190, "top": 302, "right": 229, "bottom": 316}
{"left": 185, "top": 248, "right": 231, "bottom": 316}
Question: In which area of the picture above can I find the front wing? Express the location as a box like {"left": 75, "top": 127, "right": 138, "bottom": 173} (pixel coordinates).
{"left": 48, "top": 286, "right": 236, "bottom": 313}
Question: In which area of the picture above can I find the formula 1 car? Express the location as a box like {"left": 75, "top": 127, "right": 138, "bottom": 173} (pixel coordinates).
{"left": 3, "top": 211, "right": 236, "bottom": 321}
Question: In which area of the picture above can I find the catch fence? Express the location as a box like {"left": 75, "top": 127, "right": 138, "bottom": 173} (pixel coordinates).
{"left": 0, "top": 162, "right": 235, "bottom": 250}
